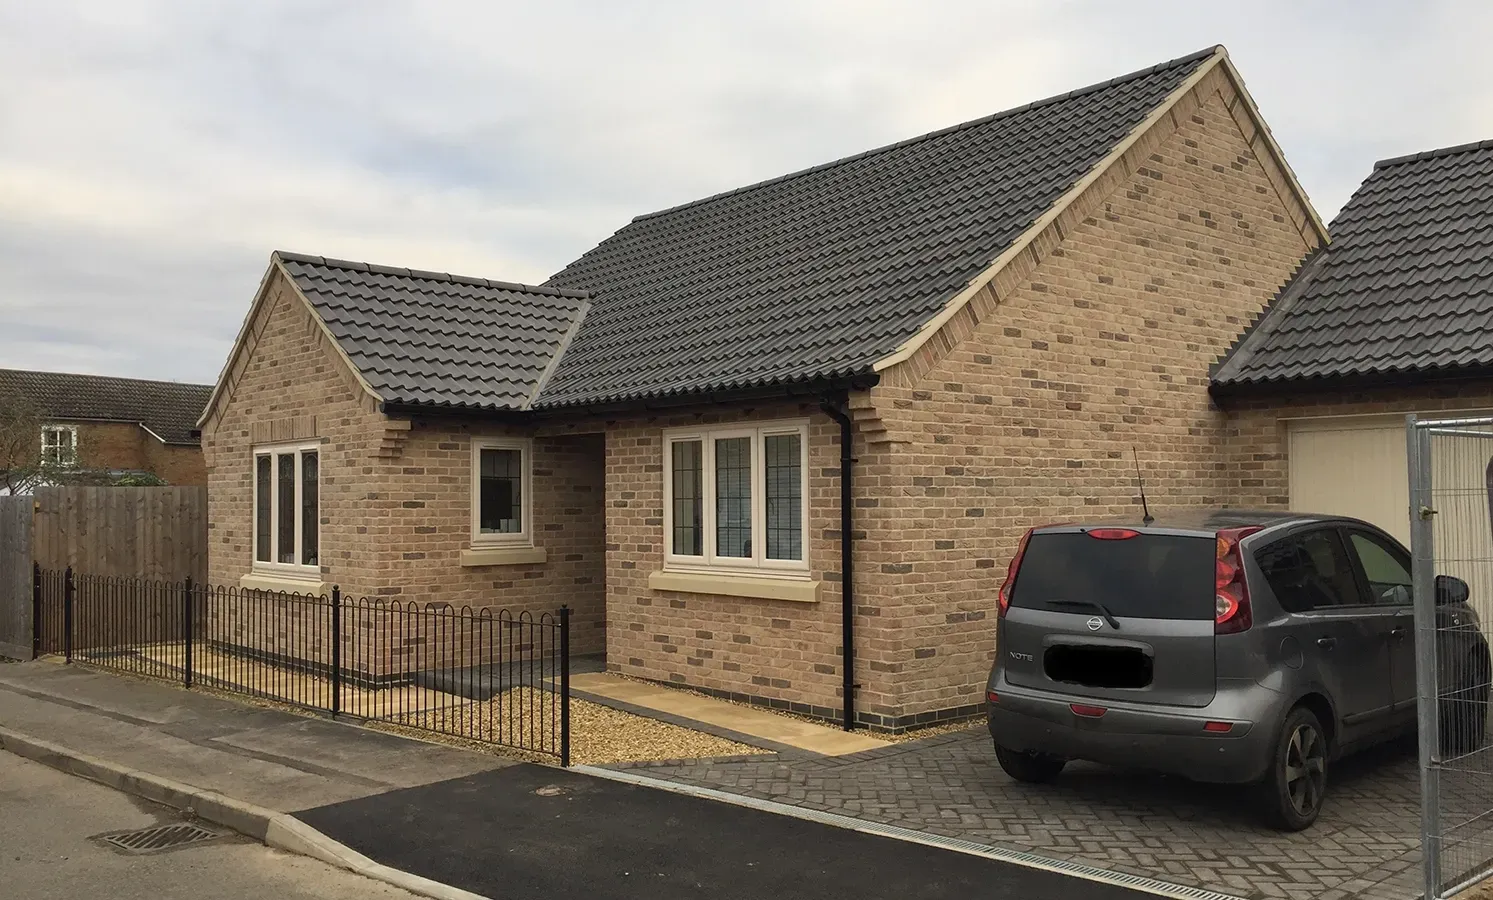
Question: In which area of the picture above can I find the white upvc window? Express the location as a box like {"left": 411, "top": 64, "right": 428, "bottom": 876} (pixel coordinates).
{"left": 471, "top": 437, "right": 533, "bottom": 548}
{"left": 41, "top": 425, "right": 77, "bottom": 467}
{"left": 252, "top": 441, "right": 320, "bottom": 575}
{"left": 663, "top": 419, "right": 809, "bottom": 575}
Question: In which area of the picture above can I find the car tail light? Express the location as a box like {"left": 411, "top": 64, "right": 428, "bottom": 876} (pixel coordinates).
{"left": 1086, "top": 528, "right": 1140, "bottom": 540}
{"left": 1070, "top": 704, "right": 1107, "bottom": 718}
{"left": 1203, "top": 721, "right": 1234, "bottom": 733}
{"left": 1215, "top": 526, "right": 1261, "bottom": 635}
{"left": 998, "top": 527, "right": 1036, "bottom": 618}
{"left": 986, "top": 691, "right": 1000, "bottom": 704}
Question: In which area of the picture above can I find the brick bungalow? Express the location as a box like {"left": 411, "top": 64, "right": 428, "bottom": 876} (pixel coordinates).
{"left": 1, "top": 368, "right": 212, "bottom": 487}
{"left": 199, "top": 45, "right": 1327, "bottom": 730}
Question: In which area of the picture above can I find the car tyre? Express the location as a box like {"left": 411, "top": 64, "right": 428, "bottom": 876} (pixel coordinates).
{"left": 994, "top": 745, "right": 1066, "bottom": 783}
{"left": 1258, "top": 706, "right": 1329, "bottom": 831}
{"left": 1441, "top": 651, "right": 1490, "bottom": 756}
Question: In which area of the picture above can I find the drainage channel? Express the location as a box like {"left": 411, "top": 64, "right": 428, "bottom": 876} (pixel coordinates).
{"left": 99, "top": 823, "right": 223, "bottom": 855}
{"left": 574, "top": 765, "right": 1245, "bottom": 900}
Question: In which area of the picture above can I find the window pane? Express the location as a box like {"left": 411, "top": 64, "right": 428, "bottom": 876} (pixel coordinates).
{"left": 479, "top": 448, "right": 522, "bottom": 534}
{"left": 301, "top": 451, "right": 319, "bottom": 566}
{"left": 764, "top": 433, "right": 802, "bottom": 560}
{"left": 255, "top": 456, "right": 271, "bottom": 563}
{"left": 1350, "top": 532, "right": 1411, "bottom": 605}
{"left": 715, "top": 437, "right": 752, "bottom": 558}
{"left": 277, "top": 453, "right": 296, "bottom": 564}
{"left": 671, "top": 440, "right": 703, "bottom": 556}
{"left": 1255, "top": 530, "right": 1361, "bottom": 612}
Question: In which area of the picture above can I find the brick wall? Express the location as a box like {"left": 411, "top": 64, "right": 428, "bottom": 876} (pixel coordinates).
{"left": 1222, "top": 381, "right": 1493, "bottom": 508}
{"left": 599, "top": 401, "right": 857, "bottom": 720}
{"left": 75, "top": 422, "right": 146, "bottom": 471}
{"left": 142, "top": 439, "right": 207, "bottom": 485}
{"left": 858, "top": 71, "right": 1321, "bottom": 721}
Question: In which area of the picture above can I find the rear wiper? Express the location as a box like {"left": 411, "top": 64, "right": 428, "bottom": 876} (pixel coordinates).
{"left": 1048, "top": 599, "right": 1121, "bottom": 630}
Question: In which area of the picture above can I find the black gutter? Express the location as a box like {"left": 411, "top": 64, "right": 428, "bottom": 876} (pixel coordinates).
{"left": 819, "top": 392, "right": 857, "bottom": 731}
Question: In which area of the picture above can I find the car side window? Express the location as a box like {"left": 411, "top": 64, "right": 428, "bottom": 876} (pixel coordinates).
{"left": 1347, "top": 531, "right": 1412, "bottom": 607}
{"left": 1255, "top": 529, "right": 1362, "bottom": 613}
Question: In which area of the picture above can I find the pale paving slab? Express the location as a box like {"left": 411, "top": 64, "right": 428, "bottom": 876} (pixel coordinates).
{"left": 568, "top": 672, "right": 888, "bottom": 755}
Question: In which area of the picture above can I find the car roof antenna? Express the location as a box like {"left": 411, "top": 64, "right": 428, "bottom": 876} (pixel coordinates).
{"left": 1132, "top": 447, "right": 1154, "bottom": 525}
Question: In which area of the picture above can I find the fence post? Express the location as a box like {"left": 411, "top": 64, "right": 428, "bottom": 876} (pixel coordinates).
{"left": 30, "top": 563, "right": 41, "bottom": 660}
{"left": 1409, "top": 414, "right": 1443, "bottom": 898}
{"left": 559, "top": 605, "right": 570, "bottom": 767}
{"left": 63, "top": 566, "right": 74, "bottom": 664}
{"left": 330, "top": 586, "right": 342, "bottom": 718}
{"left": 183, "top": 577, "right": 194, "bottom": 689}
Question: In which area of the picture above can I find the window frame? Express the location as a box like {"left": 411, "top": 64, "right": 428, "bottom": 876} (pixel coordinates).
{"left": 40, "top": 424, "right": 78, "bottom": 467}
{"left": 250, "top": 440, "right": 321, "bottom": 578}
{"left": 662, "top": 419, "right": 810, "bottom": 576}
{"left": 470, "top": 437, "right": 534, "bottom": 549}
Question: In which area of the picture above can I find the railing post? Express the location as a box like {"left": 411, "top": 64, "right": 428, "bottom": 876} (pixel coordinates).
{"left": 330, "top": 586, "right": 342, "bottom": 718}
{"left": 183, "top": 576, "right": 194, "bottom": 689}
{"left": 559, "top": 605, "right": 570, "bottom": 767}
{"left": 63, "top": 566, "right": 74, "bottom": 664}
{"left": 30, "top": 563, "right": 41, "bottom": 660}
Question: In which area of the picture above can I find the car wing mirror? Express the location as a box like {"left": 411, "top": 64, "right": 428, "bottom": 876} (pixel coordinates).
{"left": 1384, "top": 584, "right": 1411, "bottom": 605}
{"left": 1436, "top": 574, "right": 1471, "bottom": 606}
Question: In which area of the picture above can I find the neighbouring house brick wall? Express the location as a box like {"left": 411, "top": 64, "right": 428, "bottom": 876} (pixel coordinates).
{"left": 202, "top": 268, "right": 608, "bottom": 672}
{"left": 141, "top": 439, "right": 208, "bottom": 485}
{"left": 859, "top": 74, "right": 1321, "bottom": 721}
{"left": 1221, "top": 381, "right": 1493, "bottom": 508}
{"left": 599, "top": 400, "right": 857, "bottom": 720}
{"left": 72, "top": 422, "right": 146, "bottom": 471}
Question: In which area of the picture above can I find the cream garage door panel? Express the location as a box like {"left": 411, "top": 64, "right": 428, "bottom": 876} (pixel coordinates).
{"left": 1288, "top": 420, "right": 1409, "bottom": 544}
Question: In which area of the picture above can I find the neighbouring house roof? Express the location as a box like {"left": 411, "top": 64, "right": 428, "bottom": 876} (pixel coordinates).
{"left": 274, "top": 252, "right": 590, "bottom": 411}
{"left": 0, "top": 368, "right": 213, "bottom": 444}
{"left": 535, "top": 47, "right": 1222, "bottom": 408}
{"left": 1213, "top": 139, "right": 1493, "bottom": 391}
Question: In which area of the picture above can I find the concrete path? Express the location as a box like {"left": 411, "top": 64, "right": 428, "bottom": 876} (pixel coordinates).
{"left": 0, "top": 658, "right": 508, "bottom": 812}
{"left": 2, "top": 751, "right": 419, "bottom": 900}
{"left": 569, "top": 672, "right": 888, "bottom": 755}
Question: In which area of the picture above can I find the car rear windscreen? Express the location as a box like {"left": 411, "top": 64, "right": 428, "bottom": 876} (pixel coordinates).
{"left": 1010, "top": 532, "right": 1215, "bottom": 620}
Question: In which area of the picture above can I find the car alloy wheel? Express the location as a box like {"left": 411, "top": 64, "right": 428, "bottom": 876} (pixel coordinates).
{"left": 1284, "top": 721, "right": 1326, "bottom": 819}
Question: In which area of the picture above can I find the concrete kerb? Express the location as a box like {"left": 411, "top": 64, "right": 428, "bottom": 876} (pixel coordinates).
{"left": 0, "top": 725, "right": 491, "bottom": 900}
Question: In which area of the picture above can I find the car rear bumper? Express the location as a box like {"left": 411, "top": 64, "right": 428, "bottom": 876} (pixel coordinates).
{"left": 986, "top": 678, "right": 1278, "bottom": 784}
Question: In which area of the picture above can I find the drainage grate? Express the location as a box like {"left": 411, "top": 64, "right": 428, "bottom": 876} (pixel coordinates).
{"left": 101, "top": 823, "right": 222, "bottom": 854}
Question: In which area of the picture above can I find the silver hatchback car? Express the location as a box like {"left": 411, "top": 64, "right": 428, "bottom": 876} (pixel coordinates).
{"left": 986, "top": 511, "right": 1490, "bottom": 830}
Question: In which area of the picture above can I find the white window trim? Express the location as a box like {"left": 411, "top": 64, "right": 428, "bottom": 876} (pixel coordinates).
{"left": 251, "top": 440, "right": 321, "bottom": 579}
{"left": 470, "top": 437, "right": 534, "bottom": 549}
{"left": 41, "top": 424, "right": 78, "bottom": 467}
{"left": 663, "top": 418, "right": 810, "bottom": 577}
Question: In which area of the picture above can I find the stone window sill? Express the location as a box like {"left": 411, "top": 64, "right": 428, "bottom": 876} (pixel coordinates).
{"left": 239, "top": 572, "right": 327, "bottom": 596}
{"left": 460, "top": 546, "right": 548, "bottom": 567}
{"left": 647, "top": 570, "right": 819, "bottom": 603}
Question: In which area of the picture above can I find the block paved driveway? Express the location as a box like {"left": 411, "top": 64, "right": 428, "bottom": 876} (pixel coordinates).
{"left": 620, "top": 726, "right": 1425, "bottom": 900}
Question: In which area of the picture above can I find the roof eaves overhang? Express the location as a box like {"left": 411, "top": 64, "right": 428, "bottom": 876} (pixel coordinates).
{"left": 379, "top": 372, "right": 880, "bottom": 423}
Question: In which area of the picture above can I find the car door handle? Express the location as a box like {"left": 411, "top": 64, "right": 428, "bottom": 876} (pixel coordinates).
{"left": 1390, "top": 626, "right": 1408, "bottom": 639}
{"left": 1317, "top": 637, "right": 1337, "bottom": 650}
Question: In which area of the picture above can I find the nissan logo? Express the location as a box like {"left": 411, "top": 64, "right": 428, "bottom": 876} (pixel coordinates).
{"left": 1086, "top": 616, "right": 1104, "bottom": 631}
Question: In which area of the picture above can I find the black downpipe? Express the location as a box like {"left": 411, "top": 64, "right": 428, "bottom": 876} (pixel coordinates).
{"left": 820, "top": 395, "right": 857, "bottom": 731}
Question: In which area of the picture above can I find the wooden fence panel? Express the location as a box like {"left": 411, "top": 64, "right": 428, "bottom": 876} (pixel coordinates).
{"left": 32, "top": 486, "right": 206, "bottom": 584}
{"left": 0, "top": 496, "right": 33, "bottom": 659}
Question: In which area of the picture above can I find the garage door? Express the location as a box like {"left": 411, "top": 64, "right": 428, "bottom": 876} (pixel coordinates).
{"left": 1288, "top": 418, "right": 1409, "bottom": 543}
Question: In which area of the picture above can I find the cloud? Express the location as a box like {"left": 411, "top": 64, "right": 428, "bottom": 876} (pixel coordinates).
{"left": 2, "top": 0, "right": 1491, "bottom": 383}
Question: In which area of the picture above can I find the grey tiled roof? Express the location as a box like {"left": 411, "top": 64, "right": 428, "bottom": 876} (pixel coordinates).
{"left": 1213, "top": 139, "right": 1493, "bottom": 389}
{"left": 0, "top": 368, "right": 212, "bottom": 444}
{"left": 276, "top": 252, "right": 589, "bottom": 411}
{"left": 535, "top": 47, "right": 1218, "bottom": 408}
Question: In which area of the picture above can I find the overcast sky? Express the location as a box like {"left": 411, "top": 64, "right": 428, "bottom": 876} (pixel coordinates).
{"left": 2, "top": 1, "right": 1490, "bottom": 386}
